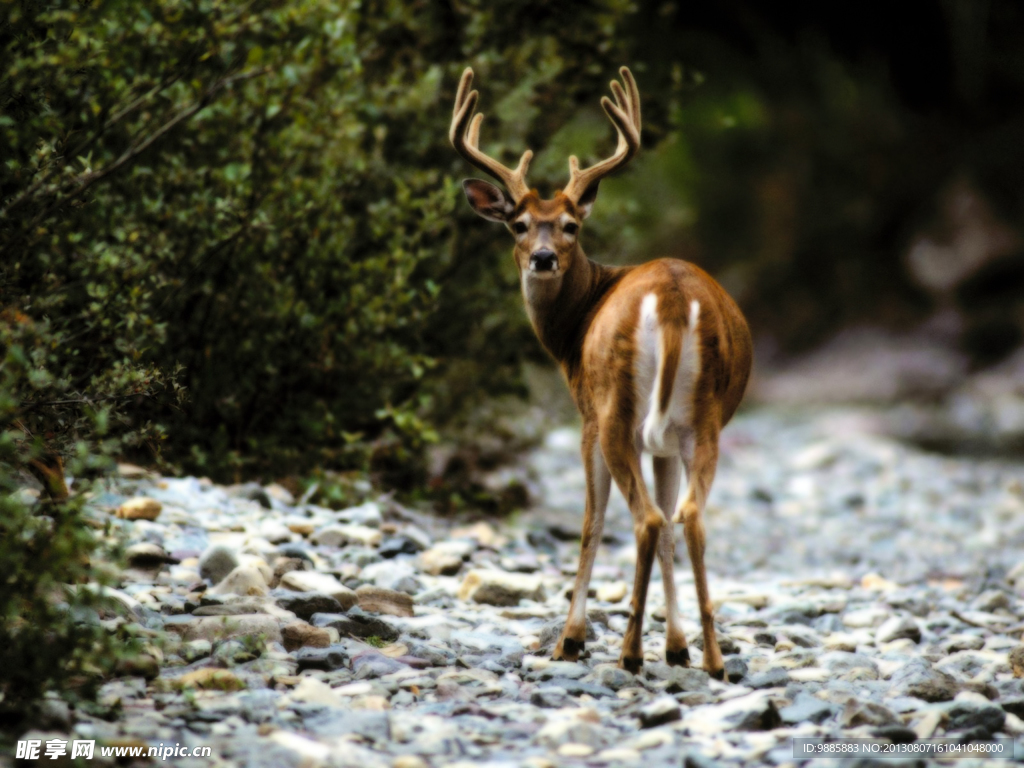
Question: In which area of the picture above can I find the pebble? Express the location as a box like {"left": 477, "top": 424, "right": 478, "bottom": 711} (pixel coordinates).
{"left": 209, "top": 565, "right": 269, "bottom": 596}
{"left": 199, "top": 544, "right": 240, "bottom": 585}
{"left": 638, "top": 696, "right": 682, "bottom": 728}
{"left": 116, "top": 497, "right": 162, "bottom": 520}
{"left": 274, "top": 590, "right": 343, "bottom": 620}
{"left": 876, "top": 614, "right": 922, "bottom": 643}
{"left": 458, "top": 569, "right": 546, "bottom": 606}
{"left": 355, "top": 585, "right": 414, "bottom": 617}
{"left": 281, "top": 621, "right": 331, "bottom": 651}
{"left": 55, "top": 407, "right": 1024, "bottom": 767}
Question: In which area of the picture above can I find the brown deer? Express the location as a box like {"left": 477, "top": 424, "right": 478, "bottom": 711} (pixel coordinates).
{"left": 450, "top": 67, "right": 752, "bottom": 678}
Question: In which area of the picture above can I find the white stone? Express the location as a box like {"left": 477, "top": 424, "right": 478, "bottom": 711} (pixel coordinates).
{"left": 288, "top": 677, "right": 344, "bottom": 707}
{"left": 278, "top": 571, "right": 357, "bottom": 608}
{"left": 596, "top": 582, "right": 628, "bottom": 602}
{"left": 842, "top": 607, "right": 888, "bottom": 628}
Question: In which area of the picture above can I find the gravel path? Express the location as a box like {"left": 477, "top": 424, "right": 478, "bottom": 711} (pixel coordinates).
{"left": 15, "top": 406, "right": 1024, "bottom": 767}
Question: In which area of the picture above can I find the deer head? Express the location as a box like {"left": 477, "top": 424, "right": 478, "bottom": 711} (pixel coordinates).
{"left": 450, "top": 67, "right": 641, "bottom": 280}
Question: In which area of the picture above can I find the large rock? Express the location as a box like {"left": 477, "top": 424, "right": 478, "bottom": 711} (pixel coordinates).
{"left": 278, "top": 571, "right": 357, "bottom": 608}
{"left": 199, "top": 544, "right": 240, "bottom": 585}
{"left": 116, "top": 497, "right": 162, "bottom": 521}
{"left": 355, "top": 585, "right": 414, "bottom": 618}
{"left": 458, "top": 569, "right": 546, "bottom": 606}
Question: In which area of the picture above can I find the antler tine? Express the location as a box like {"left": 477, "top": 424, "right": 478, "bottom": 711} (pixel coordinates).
{"left": 564, "top": 67, "right": 642, "bottom": 203}
{"left": 449, "top": 67, "right": 532, "bottom": 201}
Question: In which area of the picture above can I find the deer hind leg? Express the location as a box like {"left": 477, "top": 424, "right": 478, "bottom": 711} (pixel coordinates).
{"left": 673, "top": 420, "right": 725, "bottom": 679}
{"left": 653, "top": 455, "right": 689, "bottom": 666}
{"left": 554, "top": 422, "right": 611, "bottom": 662}
{"left": 600, "top": 418, "right": 665, "bottom": 674}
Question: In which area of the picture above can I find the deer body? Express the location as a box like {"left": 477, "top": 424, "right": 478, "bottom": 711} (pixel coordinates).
{"left": 451, "top": 68, "right": 752, "bottom": 677}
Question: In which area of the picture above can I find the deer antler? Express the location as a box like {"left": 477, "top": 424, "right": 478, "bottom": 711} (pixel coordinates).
{"left": 450, "top": 68, "right": 533, "bottom": 201}
{"left": 562, "top": 67, "right": 641, "bottom": 203}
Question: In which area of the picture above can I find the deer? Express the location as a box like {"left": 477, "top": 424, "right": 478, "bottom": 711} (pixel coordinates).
{"left": 449, "top": 66, "right": 752, "bottom": 679}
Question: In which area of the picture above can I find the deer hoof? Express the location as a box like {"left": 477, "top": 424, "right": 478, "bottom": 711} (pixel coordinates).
{"left": 708, "top": 667, "right": 727, "bottom": 682}
{"left": 666, "top": 647, "right": 690, "bottom": 667}
{"left": 619, "top": 655, "right": 644, "bottom": 674}
{"left": 554, "top": 636, "right": 585, "bottom": 661}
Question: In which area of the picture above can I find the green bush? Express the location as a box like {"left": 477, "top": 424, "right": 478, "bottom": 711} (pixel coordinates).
{"left": 1, "top": 0, "right": 635, "bottom": 483}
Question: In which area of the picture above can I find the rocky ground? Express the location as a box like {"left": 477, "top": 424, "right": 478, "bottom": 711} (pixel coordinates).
{"left": 12, "top": 406, "right": 1024, "bottom": 767}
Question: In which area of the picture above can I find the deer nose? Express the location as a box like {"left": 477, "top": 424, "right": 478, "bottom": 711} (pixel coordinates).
{"left": 530, "top": 249, "right": 557, "bottom": 272}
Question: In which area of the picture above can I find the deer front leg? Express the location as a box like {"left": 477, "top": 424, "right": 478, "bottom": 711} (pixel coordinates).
{"left": 653, "top": 455, "right": 689, "bottom": 666}
{"left": 674, "top": 424, "right": 725, "bottom": 680}
{"left": 601, "top": 424, "right": 664, "bottom": 674}
{"left": 554, "top": 423, "right": 611, "bottom": 662}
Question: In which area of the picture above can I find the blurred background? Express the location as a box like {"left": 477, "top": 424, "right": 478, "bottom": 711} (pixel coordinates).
{"left": 3, "top": 0, "right": 1024, "bottom": 506}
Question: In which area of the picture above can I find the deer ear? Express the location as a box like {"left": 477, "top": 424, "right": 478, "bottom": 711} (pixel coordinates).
{"left": 463, "top": 179, "right": 514, "bottom": 222}
{"left": 577, "top": 181, "right": 600, "bottom": 219}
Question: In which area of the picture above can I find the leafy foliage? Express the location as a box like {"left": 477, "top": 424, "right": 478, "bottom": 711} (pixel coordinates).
{"left": 1, "top": 0, "right": 634, "bottom": 481}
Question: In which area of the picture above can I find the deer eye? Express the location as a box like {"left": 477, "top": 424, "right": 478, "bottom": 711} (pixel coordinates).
{"left": 512, "top": 221, "right": 528, "bottom": 235}
{"left": 563, "top": 222, "right": 579, "bottom": 235}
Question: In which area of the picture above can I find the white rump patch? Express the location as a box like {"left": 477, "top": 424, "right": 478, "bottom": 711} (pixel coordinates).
{"left": 637, "top": 297, "right": 702, "bottom": 456}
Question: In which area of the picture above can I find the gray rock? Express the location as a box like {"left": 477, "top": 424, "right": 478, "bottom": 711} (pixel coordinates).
{"left": 646, "top": 663, "right": 710, "bottom": 692}
{"left": 528, "top": 661, "right": 589, "bottom": 681}
{"left": 945, "top": 700, "right": 1006, "bottom": 737}
{"left": 531, "top": 686, "right": 572, "bottom": 708}
{"left": 544, "top": 677, "right": 615, "bottom": 698}
{"left": 310, "top": 608, "right": 400, "bottom": 642}
{"left": 639, "top": 696, "right": 682, "bottom": 728}
{"left": 889, "top": 660, "right": 960, "bottom": 702}
{"left": 303, "top": 708, "right": 390, "bottom": 742}
{"left": 351, "top": 650, "right": 407, "bottom": 678}
{"left": 199, "top": 544, "right": 239, "bottom": 585}
{"left": 821, "top": 652, "right": 879, "bottom": 673}
{"left": 405, "top": 640, "right": 457, "bottom": 668}
{"left": 237, "top": 689, "right": 279, "bottom": 724}
{"left": 595, "top": 664, "right": 635, "bottom": 691}
{"left": 747, "top": 667, "right": 790, "bottom": 689}
{"left": 842, "top": 700, "right": 900, "bottom": 727}
{"left": 779, "top": 692, "right": 836, "bottom": 725}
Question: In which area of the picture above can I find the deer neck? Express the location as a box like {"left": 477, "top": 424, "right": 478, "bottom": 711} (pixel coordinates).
{"left": 520, "top": 245, "right": 621, "bottom": 370}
